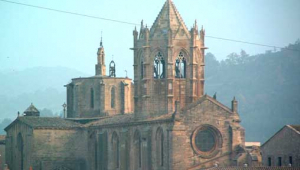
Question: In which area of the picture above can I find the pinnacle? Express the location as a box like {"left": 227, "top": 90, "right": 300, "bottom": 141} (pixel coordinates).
{"left": 150, "top": 0, "right": 190, "bottom": 38}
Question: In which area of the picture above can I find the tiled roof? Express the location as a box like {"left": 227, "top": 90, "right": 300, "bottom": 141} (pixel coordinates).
{"left": 86, "top": 113, "right": 174, "bottom": 127}
{"left": 5, "top": 113, "right": 174, "bottom": 131}
{"left": 205, "top": 167, "right": 299, "bottom": 170}
{"left": 5, "top": 117, "right": 82, "bottom": 131}
{"left": 85, "top": 114, "right": 134, "bottom": 127}
{"left": 24, "top": 103, "right": 39, "bottom": 113}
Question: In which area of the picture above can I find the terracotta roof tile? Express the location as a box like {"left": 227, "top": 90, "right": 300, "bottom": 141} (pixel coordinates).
{"left": 5, "top": 117, "right": 82, "bottom": 131}
{"left": 86, "top": 113, "right": 174, "bottom": 127}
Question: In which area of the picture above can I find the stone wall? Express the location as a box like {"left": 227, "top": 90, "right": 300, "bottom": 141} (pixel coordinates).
{"left": 170, "top": 97, "right": 244, "bottom": 169}
{"left": 5, "top": 121, "right": 33, "bottom": 170}
{"left": 261, "top": 126, "right": 300, "bottom": 167}
{"left": 0, "top": 143, "right": 5, "bottom": 170}
{"left": 87, "top": 120, "right": 173, "bottom": 170}
{"left": 67, "top": 77, "right": 133, "bottom": 118}
{"left": 31, "top": 129, "right": 88, "bottom": 170}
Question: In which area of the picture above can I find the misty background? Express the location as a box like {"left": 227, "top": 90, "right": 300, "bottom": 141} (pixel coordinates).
{"left": 0, "top": 0, "right": 300, "bottom": 143}
{"left": 0, "top": 41, "right": 299, "bottom": 143}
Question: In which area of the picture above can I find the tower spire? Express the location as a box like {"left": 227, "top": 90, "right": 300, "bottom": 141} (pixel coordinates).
{"left": 150, "top": 0, "right": 190, "bottom": 38}
{"left": 95, "top": 33, "right": 106, "bottom": 76}
{"left": 100, "top": 31, "right": 103, "bottom": 47}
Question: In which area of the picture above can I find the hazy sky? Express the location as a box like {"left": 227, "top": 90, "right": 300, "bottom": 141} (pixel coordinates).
{"left": 1, "top": 0, "right": 300, "bottom": 78}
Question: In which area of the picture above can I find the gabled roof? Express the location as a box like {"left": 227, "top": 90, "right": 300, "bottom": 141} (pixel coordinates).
{"left": 261, "top": 125, "right": 300, "bottom": 148}
{"left": 183, "top": 94, "right": 235, "bottom": 115}
{"left": 5, "top": 117, "right": 82, "bottom": 131}
{"left": 150, "top": 0, "right": 190, "bottom": 38}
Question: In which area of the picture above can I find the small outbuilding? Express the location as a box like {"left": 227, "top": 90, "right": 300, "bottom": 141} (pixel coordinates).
{"left": 261, "top": 125, "right": 300, "bottom": 167}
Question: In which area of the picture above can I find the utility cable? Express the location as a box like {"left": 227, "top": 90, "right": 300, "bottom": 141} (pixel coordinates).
{"left": 0, "top": 0, "right": 138, "bottom": 26}
{"left": 1, "top": 0, "right": 299, "bottom": 52}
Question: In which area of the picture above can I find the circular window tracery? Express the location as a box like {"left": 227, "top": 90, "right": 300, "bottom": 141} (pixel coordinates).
{"left": 195, "top": 129, "right": 216, "bottom": 152}
{"left": 191, "top": 125, "right": 222, "bottom": 158}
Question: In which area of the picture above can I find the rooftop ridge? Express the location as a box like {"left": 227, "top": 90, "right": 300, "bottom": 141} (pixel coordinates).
{"left": 150, "top": 0, "right": 190, "bottom": 38}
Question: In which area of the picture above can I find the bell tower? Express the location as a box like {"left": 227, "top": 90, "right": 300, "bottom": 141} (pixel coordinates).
{"left": 95, "top": 37, "right": 106, "bottom": 76}
{"left": 132, "top": 0, "right": 207, "bottom": 118}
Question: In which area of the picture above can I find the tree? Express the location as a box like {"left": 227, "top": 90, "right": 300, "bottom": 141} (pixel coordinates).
{"left": 40, "top": 108, "right": 54, "bottom": 117}
{"left": 225, "top": 52, "right": 240, "bottom": 65}
{"left": 0, "top": 118, "right": 12, "bottom": 134}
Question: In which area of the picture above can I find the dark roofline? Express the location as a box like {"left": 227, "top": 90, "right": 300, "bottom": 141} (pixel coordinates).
{"left": 4, "top": 118, "right": 30, "bottom": 132}
{"left": 183, "top": 95, "right": 235, "bottom": 115}
{"left": 66, "top": 117, "right": 101, "bottom": 124}
{"left": 64, "top": 76, "right": 133, "bottom": 87}
{"left": 261, "top": 125, "right": 300, "bottom": 148}
{"left": 86, "top": 114, "right": 175, "bottom": 128}
{"left": 5, "top": 117, "right": 82, "bottom": 131}
{"left": 71, "top": 76, "right": 132, "bottom": 81}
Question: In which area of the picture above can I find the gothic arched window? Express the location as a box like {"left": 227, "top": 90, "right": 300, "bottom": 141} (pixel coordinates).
{"left": 175, "top": 51, "right": 186, "bottom": 78}
{"left": 153, "top": 52, "right": 165, "bottom": 79}
{"left": 112, "top": 132, "right": 120, "bottom": 169}
{"left": 156, "top": 128, "right": 164, "bottom": 167}
{"left": 133, "top": 130, "right": 142, "bottom": 169}
{"left": 90, "top": 88, "right": 94, "bottom": 108}
{"left": 141, "top": 60, "right": 144, "bottom": 79}
{"left": 17, "top": 133, "right": 24, "bottom": 170}
{"left": 111, "top": 87, "right": 116, "bottom": 108}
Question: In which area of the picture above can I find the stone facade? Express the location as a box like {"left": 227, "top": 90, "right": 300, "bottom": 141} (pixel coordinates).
{"left": 5, "top": 1, "right": 251, "bottom": 170}
{"left": 65, "top": 38, "right": 134, "bottom": 118}
{"left": 5, "top": 116, "right": 86, "bottom": 170}
{"left": 66, "top": 77, "right": 133, "bottom": 118}
{"left": 261, "top": 125, "right": 300, "bottom": 167}
{"left": 0, "top": 135, "right": 5, "bottom": 170}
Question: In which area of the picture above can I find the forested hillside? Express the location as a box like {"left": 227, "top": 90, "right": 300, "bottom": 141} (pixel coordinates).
{"left": 205, "top": 40, "right": 300, "bottom": 143}
{"left": 0, "top": 67, "right": 89, "bottom": 133}
{"left": 0, "top": 41, "right": 299, "bottom": 143}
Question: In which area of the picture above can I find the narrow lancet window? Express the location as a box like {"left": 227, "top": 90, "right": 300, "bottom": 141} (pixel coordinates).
{"left": 134, "top": 130, "right": 142, "bottom": 169}
{"left": 112, "top": 132, "right": 120, "bottom": 168}
{"left": 175, "top": 52, "right": 186, "bottom": 78}
{"left": 141, "top": 60, "right": 144, "bottom": 79}
{"left": 111, "top": 87, "right": 116, "bottom": 108}
{"left": 17, "top": 133, "right": 24, "bottom": 170}
{"left": 154, "top": 52, "right": 165, "bottom": 79}
{"left": 156, "top": 128, "right": 164, "bottom": 167}
{"left": 90, "top": 88, "right": 94, "bottom": 108}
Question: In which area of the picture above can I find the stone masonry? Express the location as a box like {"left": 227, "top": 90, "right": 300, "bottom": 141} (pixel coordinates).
{"left": 5, "top": 1, "right": 249, "bottom": 170}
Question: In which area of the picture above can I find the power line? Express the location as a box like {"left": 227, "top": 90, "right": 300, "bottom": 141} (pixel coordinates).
{"left": 206, "top": 36, "right": 300, "bottom": 52}
{"left": 1, "top": 0, "right": 299, "bottom": 52}
{"left": 0, "top": 0, "right": 138, "bottom": 26}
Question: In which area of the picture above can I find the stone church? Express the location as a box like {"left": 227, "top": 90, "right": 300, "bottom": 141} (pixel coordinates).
{"left": 5, "top": 0, "right": 247, "bottom": 170}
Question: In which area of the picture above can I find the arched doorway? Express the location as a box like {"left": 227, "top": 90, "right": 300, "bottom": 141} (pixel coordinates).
{"left": 17, "top": 133, "right": 24, "bottom": 170}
